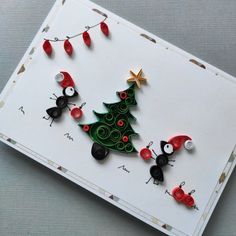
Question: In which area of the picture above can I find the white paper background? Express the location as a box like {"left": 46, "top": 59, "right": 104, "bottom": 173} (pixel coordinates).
{"left": 0, "top": 0, "right": 236, "bottom": 235}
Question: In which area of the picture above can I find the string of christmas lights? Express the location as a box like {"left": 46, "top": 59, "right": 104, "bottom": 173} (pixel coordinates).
{"left": 42, "top": 16, "right": 109, "bottom": 57}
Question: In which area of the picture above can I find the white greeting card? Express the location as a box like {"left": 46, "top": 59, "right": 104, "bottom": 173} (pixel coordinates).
{"left": 0, "top": 0, "right": 235, "bottom": 235}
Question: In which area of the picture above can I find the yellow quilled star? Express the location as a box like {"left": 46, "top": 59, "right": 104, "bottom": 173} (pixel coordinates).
{"left": 127, "top": 69, "right": 147, "bottom": 88}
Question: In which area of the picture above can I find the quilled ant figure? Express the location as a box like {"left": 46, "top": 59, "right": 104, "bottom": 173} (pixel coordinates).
{"left": 146, "top": 148, "right": 176, "bottom": 184}
{"left": 146, "top": 135, "right": 194, "bottom": 184}
{"left": 43, "top": 86, "right": 78, "bottom": 126}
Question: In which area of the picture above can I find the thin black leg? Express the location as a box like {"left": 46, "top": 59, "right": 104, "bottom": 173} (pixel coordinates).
{"left": 146, "top": 177, "right": 152, "bottom": 184}
{"left": 152, "top": 149, "right": 158, "bottom": 158}
{"left": 165, "top": 190, "right": 172, "bottom": 197}
{"left": 50, "top": 118, "right": 54, "bottom": 127}
{"left": 43, "top": 116, "right": 50, "bottom": 120}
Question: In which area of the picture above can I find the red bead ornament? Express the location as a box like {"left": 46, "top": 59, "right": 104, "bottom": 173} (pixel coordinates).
{"left": 71, "top": 107, "right": 83, "bottom": 120}
{"left": 64, "top": 39, "right": 73, "bottom": 56}
{"left": 170, "top": 183, "right": 196, "bottom": 208}
{"left": 71, "top": 102, "right": 86, "bottom": 120}
{"left": 117, "top": 120, "right": 124, "bottom": 127}
{"left": 83, "top": 31, "right": 92, "bottom": 47}
{"left": 100, "top": 22, "right": 109, "bottom": 37}
{"left": 59, "top": 71, "right": 75, "bottom": 88}
{"left": 140, "top": 141, "right": 153, "bottom": 160}
{"left": 43, "top": 40, "right": 53, "bottom": 56}
{"left": 172, "top": 184, "right": 185, "bottom": 202}
{"left": 182, "top": 193, "right": 195, "bottom": 207}
{"left": 122, "top": 136, "right": 129, "bottom": 142}
{"left": 119, "top": 92, "right": 127, "bottom": 100}
{"left": 83, "top": 125, "right": 90, "bottom": 132}
{"left": 140, "top": 149, "right": 152, "bottom": 160}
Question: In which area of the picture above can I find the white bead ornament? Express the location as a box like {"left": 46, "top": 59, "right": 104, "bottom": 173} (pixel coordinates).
{"left": 184, "top": 140, "right": 194, "bottom": 151}
{"left": 55, "top": 73, "right": 64, "bottom": 83}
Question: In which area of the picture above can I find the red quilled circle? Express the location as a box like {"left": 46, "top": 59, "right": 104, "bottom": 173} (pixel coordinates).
{"left": 120, "top": 92, "right": 127, "bottom": 100}
{"left": 83, "top": 125, "right": 90, "bottom": 132}
{"left": 71, "top": 107, "right": 83, "bottom": 120}
{"left": 117, "top": 120, "right": 124, "bottom": 127}
{"left": 140, "top": 148, "right": 152, "bottom": 160}
{"left": 122, "top": 136, "right": 129, "bottom": 142}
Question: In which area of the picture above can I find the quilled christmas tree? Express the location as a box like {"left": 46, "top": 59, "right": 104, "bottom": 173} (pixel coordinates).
{"left": 80, "top": 69, "right": 147, "bottom": 160}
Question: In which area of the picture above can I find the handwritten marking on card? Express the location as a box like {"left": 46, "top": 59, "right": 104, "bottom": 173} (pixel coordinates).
{"left": 18, "top": 106, "right": 25, "bottom": 115}
{"left": 64, "top": 133, "right": 74, "bottom": 141}
{"left": 118, "top": 165, "right": 130, "bottom": 173}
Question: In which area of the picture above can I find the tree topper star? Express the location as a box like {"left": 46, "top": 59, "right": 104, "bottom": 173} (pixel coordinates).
{"left": 127, "top": 69, "right": 147, "bottom": 88}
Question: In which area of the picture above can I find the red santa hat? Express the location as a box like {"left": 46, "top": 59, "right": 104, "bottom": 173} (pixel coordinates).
{"left": 55, "top": 71, "right": 75, "bottom": 88}
{"left": 168, "top": 135, "right": 194, "bottom": 151}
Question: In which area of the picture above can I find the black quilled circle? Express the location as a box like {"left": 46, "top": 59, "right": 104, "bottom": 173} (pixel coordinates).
{"left": 56, "top": 96, "right": 68, "bottom": 109}
{"left": 150, "top": 165, "right": 164, "bottom": 182}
